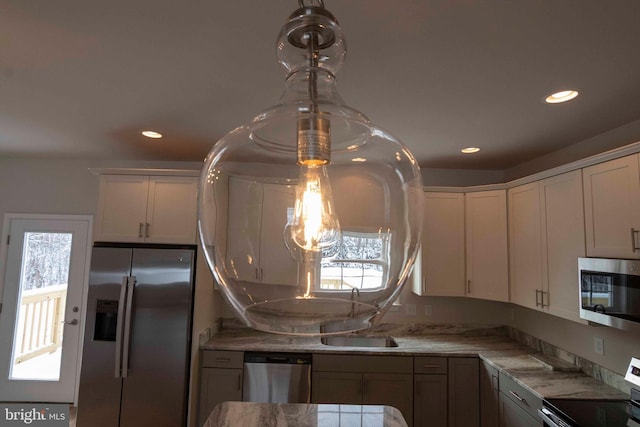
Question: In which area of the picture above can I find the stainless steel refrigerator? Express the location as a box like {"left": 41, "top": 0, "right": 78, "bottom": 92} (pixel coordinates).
{"left": 77, "top": 245, "right": 195, "bottom": 427}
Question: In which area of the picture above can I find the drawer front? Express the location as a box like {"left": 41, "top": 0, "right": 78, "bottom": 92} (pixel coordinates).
{"left": 313, "top": 354, "right": 413, "bottom": 374}
{"left": 414, "top": 356, "right": 448, "bottom": 374}
{"left": 202, "top": 350, "right": 244, "bottom": 369}
{"left": 499, "top": 372, "right": 542, "bottom": 420}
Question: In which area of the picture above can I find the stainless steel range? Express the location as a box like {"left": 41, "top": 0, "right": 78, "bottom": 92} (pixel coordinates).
{"left": 539, "top": 358, "right": 640, "bottom": 427}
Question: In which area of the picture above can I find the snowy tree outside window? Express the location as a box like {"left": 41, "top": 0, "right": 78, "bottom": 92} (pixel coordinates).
{"left": 20, "top": 233, "right": 72, "bottom": 291}
{"left": 320, "top": 232, "right": 389, "bottom": 291}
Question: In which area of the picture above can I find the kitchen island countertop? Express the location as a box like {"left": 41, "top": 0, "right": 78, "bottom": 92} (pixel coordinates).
{"left": 203, "top": 402, "right": 408, "bottom": 427}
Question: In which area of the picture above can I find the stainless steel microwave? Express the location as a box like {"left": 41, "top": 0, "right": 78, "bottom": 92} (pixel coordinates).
{"left": 579, "top": 257, "right": 640, "bottom": 333}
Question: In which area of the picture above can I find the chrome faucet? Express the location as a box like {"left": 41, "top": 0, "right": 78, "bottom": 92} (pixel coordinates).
{"left": 350, "top": 287, "right": 360, "bottom": 318}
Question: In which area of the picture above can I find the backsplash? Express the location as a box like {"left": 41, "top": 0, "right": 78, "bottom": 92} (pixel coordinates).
{"left": 507, "top": 327, "right": 631, "bottom": 395}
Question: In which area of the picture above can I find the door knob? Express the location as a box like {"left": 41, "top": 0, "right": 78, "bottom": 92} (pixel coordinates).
{"left": 62, "top": 319, "right": 79, "bottom": 326}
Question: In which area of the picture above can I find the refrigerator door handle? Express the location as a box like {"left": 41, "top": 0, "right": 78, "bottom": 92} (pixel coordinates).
{"left": 121, "top": 275, "right": 136, "bottom": 378}
{"left": 115, "top": 276, "right": 128, "bottom": 378}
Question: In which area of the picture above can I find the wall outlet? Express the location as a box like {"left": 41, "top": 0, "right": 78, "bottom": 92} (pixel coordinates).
{"left": 406, "top": 303, "right": 417, "bottom": 316}
{"left": 424, "top": 305, "right": 433, "bottom": 316}
{"left": 594, "top": 336, "right": 605, "bottom": 356}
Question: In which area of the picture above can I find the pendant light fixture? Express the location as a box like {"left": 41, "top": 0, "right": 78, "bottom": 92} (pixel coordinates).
{"left": 198, "top": 0, "right": 423, "bottom": 335}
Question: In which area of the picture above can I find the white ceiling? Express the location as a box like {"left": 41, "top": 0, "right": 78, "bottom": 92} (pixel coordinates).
{"left": 2, "top": 0, "right": 640, "bottom": 170}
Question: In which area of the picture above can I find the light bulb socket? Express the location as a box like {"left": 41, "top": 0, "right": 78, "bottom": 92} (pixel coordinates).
{"left": 297, "top": 115, "right": 331, "bottom": 165}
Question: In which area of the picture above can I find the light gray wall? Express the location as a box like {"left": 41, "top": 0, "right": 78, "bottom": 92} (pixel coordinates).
{"left": 421, "top": 167, "right": 504, "bottom": 187}
{"left": 505, "top": 119, "right": 640, "bottom": 181}
{"left": 0, "top": 156, "right": 224, "bottom": 427}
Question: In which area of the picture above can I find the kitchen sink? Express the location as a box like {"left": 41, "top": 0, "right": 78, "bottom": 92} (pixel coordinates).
{"left": 320, "top": 335, "right": 398, "bottom": 348}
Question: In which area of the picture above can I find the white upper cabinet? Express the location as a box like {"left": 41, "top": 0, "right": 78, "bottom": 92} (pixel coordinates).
{"left": 465, "top": 190, "right": 509, "bottom": 302}
{"left": 539, "top": 170, "right": 586, "bottom": 323}
{"left": 225, "top": 177, "right": 298, "bottom": 286}
{"left": 583, "top": 154, "right": 640, "bottom": 259}
{"left": 95, "top": 175, "right": 198, "bottom": 244}
{"left": 508, "top": 171, "right": 586, "bottom": 323}
{"left": 414, "top": 192, "right": 465, "bottom": 296}
{"left": 508, "top": 182, "right": 543, "bottom": 310}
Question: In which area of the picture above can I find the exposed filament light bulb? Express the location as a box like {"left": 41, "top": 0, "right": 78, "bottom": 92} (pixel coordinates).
{"left": 290, "top": 164, "right": 341, "bottom": 252}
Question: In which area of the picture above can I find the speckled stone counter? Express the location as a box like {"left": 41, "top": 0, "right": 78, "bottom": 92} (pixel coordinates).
{"left": 202, "top": 322, "right": 630, "bottom": 401}
{"left": 203, "top": 402, "right": 408, "bottom": 427}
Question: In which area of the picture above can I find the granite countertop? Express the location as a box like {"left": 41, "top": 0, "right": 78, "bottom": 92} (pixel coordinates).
{"left": 203, "top": 402, "right": 408, "bottom": 427}
{"left": 202, "top": 323, "right": 629, "bottom": 401}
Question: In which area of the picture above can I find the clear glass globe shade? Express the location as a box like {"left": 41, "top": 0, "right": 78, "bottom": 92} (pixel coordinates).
{"left": 197, "top": 5, "right": 423, "bottom": 336}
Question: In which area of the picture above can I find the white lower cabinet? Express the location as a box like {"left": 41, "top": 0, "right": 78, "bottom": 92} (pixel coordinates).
{"left": 198, "top": 351, "right": 536, "bottom": 427}
{"left": 498, "top": 371, "right": 542, "bottom": 427}
{"left": 312, "top": 354, "right": 414, "bottom": 426}
{"left": 499, "top": 392, "right": 542, "bottom": 427}
{"left": 413, "top": 357, "right": 448, "bottom": 427}
{"left": 480, "top": 361, "right": 499, "bottom": 427}
{"left": 198, "top": 351, "right": 244, "bottom": 427}
{"left": 448, "top": 357, "right": 480, "bottom": 427}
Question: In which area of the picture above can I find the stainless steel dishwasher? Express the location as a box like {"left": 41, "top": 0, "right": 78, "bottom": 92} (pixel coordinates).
{"left": 242, "top": 352, "right": 312, "bottom": 403}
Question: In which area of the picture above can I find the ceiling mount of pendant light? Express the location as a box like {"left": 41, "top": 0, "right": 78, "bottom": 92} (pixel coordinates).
{"left": 198, "top": 0, "right": 423, "bottom": 336}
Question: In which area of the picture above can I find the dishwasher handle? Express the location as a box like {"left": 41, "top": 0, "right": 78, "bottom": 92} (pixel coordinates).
{"left": 244, "top": 352, "right": 312, "bottom": 365}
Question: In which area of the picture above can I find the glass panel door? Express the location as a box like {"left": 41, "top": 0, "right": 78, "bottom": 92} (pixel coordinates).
{"left": 0, "top": 215, "right": 92, "bottom": 403}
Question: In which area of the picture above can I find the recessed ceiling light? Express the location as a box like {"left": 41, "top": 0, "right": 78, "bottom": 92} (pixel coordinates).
{"left": 352, "top": 157, "right": 367, "bottom": 162}
{"left": 461, "top": 147, "right": 480, "bottom": 154}
{"left": 142, "top": 130, "right": 163, "bottom": 139}
{"left": 545, "top": 90, "right": 579, "bottom": 104}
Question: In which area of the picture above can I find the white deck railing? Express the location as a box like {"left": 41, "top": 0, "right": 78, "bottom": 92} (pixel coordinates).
{"left": 13, "top": 285, "right": 67, "bottom": 365}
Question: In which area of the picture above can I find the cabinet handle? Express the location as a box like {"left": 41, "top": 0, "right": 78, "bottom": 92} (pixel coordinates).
{"left": 138, "top": 223, "right": 144, "bottom": 238}
{"left": 422, "top": 277, "right": 426, "bottom": 294}
{"left": 215, "top": 357, "right": 231, "bottom": 363}
{"left": 509, "top": 390, "right": 525, "bottom": 402}
{"left": 422, "top": 364, "right": 442, "bottom": 369}
{"left": 467, "top": 279, "right": 471, "bottom": 294}
{"left": 145, "top": 222, "right": 150, "bottom": 238}
{"left": 535, "top": 289, "right": 541, "bottom": 307}
{"left": 541, "top": 291, "right": 548, "bottom": 308}
{"left": 632, "top": 228, "right": 639, "bottom": 252}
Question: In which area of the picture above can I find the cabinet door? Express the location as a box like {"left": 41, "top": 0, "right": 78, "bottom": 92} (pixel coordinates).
{"left": 95, "top": 175, "right": 149, "bottom": 242}
{"left": 448, "top": 358, "right": 479, "bottom": 427}
{"left": 508, "top": 182, "right": 543, "bottom": 310}
{"left": 146, "top": 176, "right": 198, "bottom": 244}
{"left": 480, "top": 361, "right": 499, "bottom": 427}
{"left": 465, "top": 191, "right": 509, "bottom": 302}
{"left": 414, "top": 374, "right": 447, "bottom": 427}
{"left": 539, "top": 171, "right": 587, "bottom": 323}
{"left": 311, "top": 372, "right": 362, "bottom": 404}
{"left": 226, "top": 177, "right": 263, "bottom": 282}
{"left": 198, "top": 368, "right": 242, "bottom": 426}
{"left": 259, "top": 183, "right": 299, "bottom": 286}
{"left": 363, "top": 373, "right": 413, "bottom": 427}
{"left": 583, "top": 155, "right": 640, "bottom": 259}
{"left": 499, "top": 392, "right": 542, "bottom": 427}
{"left": 417, "top": 192, "right": 465, "bottom": 296}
